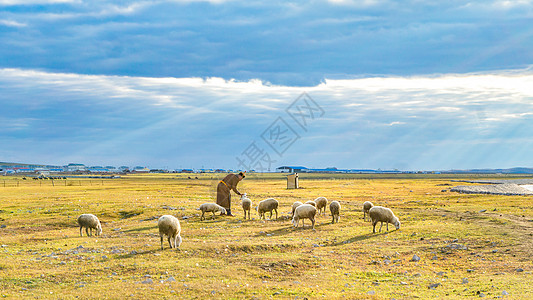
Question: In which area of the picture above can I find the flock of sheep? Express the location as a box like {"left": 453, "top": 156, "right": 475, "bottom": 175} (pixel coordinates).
{"left": 77, "top": 195, "right": 401, "bottom": 251}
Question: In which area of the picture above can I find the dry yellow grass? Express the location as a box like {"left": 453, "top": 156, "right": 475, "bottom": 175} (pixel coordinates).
{"left": 0, "top": 173, "right": 532, "bottom": 299}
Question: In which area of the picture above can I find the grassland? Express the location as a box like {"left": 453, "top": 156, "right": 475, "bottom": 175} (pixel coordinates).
{"left": 0, "top": 173, "right": 532, "bottom": 299}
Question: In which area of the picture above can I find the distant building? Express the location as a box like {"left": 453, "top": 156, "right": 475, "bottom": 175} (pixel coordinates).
{"left": 119, "top": 166, "right": 130, "bottom": 172}
{"left": 88, "top": 167, "right": 110, "bottom": 173}
{"left": 133, "top": 166, "right": 150, "bottom": 173}
{"left": 66, "top": 163, "right": 86, "bottom": 172}
{"left": 105, "top": 166, "right": 118, "bottom": 172}
{"left": 276, "top": 166, "right": 308, "bottom": 173}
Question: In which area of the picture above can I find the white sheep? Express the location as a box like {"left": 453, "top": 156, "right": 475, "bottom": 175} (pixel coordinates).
{"left": 369, "top": 206, "right": 401, "bottom": 233}
{"left": 362, "top": 201, "right": 374, "bottom": 222}
{"left": 291, "top": 201, "right": 303, "bottom": 216}
{"left": 158, "top": 215, "right": 182, "bottom": 250}
{"left": 241, "top": 193, "right": 252, "bottom": 220}
{"left": 77, "top": 214, "right": 102, "bottom": 237}
{"left": 199, "top": 203, "right": 227, "bottom": 220}
{"left": 329, "top": 201, "right": 340, "bottom": 224}
{"left": 315, "top": 197, "right": 328, "bottom": 215}
{"left": 256, "top": 198, "right": 279, "bottom": 220}
{"left": 305, "top": 200, "right": 316, "bottom": 207}
{"left": 292, "top": 204, "right": 317, "bottom": 229}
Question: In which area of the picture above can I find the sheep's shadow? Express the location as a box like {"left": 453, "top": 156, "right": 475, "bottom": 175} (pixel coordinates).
{"left": 115, "top": 247, "right": 184, "bottom": 259}
{"left": 255, "top": 221, "right": 329, "bottom": 237}
{"left": 254, "top": 226, "right": 293, "bottom": 237}
{"left": 121, "top": 226, "right": 154, "bottom": 233}
{"left": 115, "top": 249, "right": 154, "bottom": 259}
{"left": 327, "top": 233, "right": 379, "bottom": 246}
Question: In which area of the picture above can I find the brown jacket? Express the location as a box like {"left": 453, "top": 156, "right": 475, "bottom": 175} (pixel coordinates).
{"left": 216, "top": 173, "right": 242, "bottom": 209}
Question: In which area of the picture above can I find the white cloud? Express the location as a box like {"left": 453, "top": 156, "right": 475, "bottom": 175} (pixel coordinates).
{"left": 0, "top": 19, "right": 26, "bottom": 27}
{"left": 388, "top": 121, "right": 405, "bottom": 126}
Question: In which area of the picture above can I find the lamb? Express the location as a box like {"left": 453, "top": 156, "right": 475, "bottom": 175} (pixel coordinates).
{"left": 77, "top": 214, "right": 102, "bottom": 237}
{"left": 241, "top": 193, "right": 252, "bottom": 220}
{"left": 292, "top": 204, "right": 317, "bottom": 229}
{"left": 305, "top": 200, "right": 316, "bottom": 207}
{"left": 199, "top": 203, "right": 227, "bottom": 220}
{"left": 291, "top": 201, "right": 303, "bottom": 216}
{"left": 158, "top": 215, "right": 182, "bottom": 250}
{"left": 362, "top": 201, "right": 374, "bottom": 222}
{"left": 315, "top": 197, "right": 328, "bottom": 215}
{"left": 369, "top": 206, "right": 401, "bottom": 233}
{"left": 329, "top": 201, "right": 340, "bottom": 224}
{"left": 256, "top": 198, "right": 279, "bottom": 220}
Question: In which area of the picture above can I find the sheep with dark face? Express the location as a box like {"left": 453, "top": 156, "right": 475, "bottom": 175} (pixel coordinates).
{"left": 158, "top": 215, "right": 182, "bottom": 250}
{"left": 369, "top": 206, "right": 400, "bottom": 233}
{"left": 329, "top": 201, "right": 340, "bottom": 224}
{"left": 77, "top": 214, "right": 102, "bottom": 237}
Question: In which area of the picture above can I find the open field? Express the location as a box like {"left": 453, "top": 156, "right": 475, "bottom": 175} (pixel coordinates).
{"left": 1, "top": 173, "right": 532, "bottom": 299}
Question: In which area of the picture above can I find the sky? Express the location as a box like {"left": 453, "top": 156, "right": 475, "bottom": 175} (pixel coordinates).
{"left": 1, "top": 0, "right": 533, "bottom": 170}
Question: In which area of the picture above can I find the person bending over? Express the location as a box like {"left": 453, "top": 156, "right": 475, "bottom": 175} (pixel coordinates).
{"left": 216, "top": 172, "right": 245, "bottom": 216}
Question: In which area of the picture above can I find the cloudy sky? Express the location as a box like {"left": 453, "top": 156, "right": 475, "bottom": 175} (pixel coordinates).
{"left": 1, "top": 0, "right": 533, "bottom": 170}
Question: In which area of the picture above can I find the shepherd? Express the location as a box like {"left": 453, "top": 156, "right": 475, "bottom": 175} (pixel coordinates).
{"left": 216, "top": 171, "right": 245, "bottom": 216}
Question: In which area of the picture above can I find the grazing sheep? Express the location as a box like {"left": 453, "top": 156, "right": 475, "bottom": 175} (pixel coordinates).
{"left": 291, "top": 201, "right": 303, "bottom": 216}
{"left": 77, "top": 214, "right": 102, "bottom": 237}
{"left": 363, "top": 201, "right": 374, "bottom": 222}
{"left": 256, "top": 198, "right": 279, "bottom": 220}
{"left": 241, "top": 193, "right": 252, "bottom": 220}
{"left": 292, "top": 204, "right": 317, "bottom": 229}
{"left": 158, "top": 215, "right": 182, "bottom": 250}
{"left": 315, "top": 197, "right": 328, "bottom": 215}
{"left": 369, "top": 206, "right": 401, "bottom": 233}
{"left": 329, "top": 201, "right": 340, "bottom": 224}
{"left": 199, "top": 203, "right": 227, "bottom": 220}
{"left": 305, "top": 200, "right": 316, "bottom": 207}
